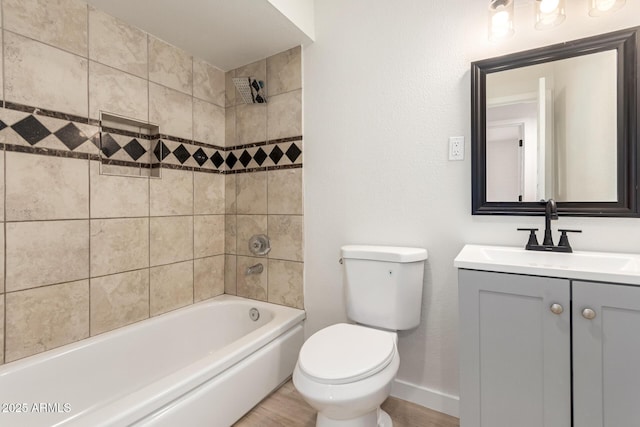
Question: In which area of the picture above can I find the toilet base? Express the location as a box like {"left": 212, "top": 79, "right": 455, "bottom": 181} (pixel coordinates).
{"left": 316, "top": 408, "right": 392, "bottom": 427}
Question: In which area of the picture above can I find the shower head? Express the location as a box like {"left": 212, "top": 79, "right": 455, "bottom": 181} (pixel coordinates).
{"left": 232, "top": 77, "right": 267, "bottom": 104}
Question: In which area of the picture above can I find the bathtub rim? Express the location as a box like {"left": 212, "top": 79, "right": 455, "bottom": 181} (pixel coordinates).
{"left": 0, "top": 295, "right": 305, "bottom": 427}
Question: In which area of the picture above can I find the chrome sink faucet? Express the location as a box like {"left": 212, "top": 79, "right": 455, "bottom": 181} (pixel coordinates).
{"left": 517, "top": 199, "right": 582, "bottom": 253}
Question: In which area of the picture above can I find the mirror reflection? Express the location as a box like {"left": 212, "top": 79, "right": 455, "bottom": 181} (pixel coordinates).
{"left": 485, "top": 50, "right": 618, "bottom": 203}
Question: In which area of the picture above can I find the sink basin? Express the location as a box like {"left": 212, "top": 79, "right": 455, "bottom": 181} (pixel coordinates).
{"left": 454, "top": 245, "right": 640, "bottom": 285}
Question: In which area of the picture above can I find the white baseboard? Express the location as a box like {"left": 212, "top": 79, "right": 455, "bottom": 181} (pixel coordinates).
{"left": 390, "top": 378, "right": 459, "bottom": 418}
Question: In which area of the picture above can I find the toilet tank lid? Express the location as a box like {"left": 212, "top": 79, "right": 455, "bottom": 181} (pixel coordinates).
{"left": 341, "top": 245, "right": 428, "bottom": 263}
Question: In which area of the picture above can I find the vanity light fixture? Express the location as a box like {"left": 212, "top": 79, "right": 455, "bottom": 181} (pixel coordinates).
{"left": 589, "top": 0, "right": 626, "bottom": 16}
{"left": 535, "top": 0, "right": 566, "bottom": 29}
{"left": 488, "top": 0, "right": 515, "bottom": 41}
{"left": 488, "top": 0, "right": 626, "bottom": 41}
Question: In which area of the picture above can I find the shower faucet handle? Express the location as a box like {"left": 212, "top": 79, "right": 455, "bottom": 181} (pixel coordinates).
{"left": 248, "top": 234, "right": 271, "bottom": 256}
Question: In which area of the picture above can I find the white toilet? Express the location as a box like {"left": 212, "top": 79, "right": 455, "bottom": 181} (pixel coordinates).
{"left": 293, "top": 245, "right": 428, "bottom": 427}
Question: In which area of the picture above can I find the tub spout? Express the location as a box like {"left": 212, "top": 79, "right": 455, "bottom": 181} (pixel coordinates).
{"left": 245, "top": 263, "right": 264, "bottom": 275}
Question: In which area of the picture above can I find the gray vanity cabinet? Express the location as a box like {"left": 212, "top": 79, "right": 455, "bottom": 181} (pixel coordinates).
{"left": 459, "top": 269, "right": 640, "bottom": 427}
{"left": 572, "top": 281, "right": 640, "bottom": 427}
{"left": 458, "top": 269, "right": 571, "bottom": 427}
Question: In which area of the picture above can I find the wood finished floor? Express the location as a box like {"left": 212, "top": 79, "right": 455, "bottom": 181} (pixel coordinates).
{"left": 234, "top": 380, "right": 460, "bottom": 427}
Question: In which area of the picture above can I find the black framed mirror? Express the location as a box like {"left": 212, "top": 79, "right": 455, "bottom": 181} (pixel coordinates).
{"left": 471, "top": 27, "right": 639, "bottom": 216}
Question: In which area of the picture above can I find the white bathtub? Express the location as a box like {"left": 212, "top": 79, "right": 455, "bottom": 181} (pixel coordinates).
{"left": 0, "top": 295, "right": 305, "bottom": 427}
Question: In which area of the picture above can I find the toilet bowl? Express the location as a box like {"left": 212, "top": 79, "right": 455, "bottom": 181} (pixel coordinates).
{"left": 292, "top": 323, "right": 399, "bottom": 427}
{"left": 293, "top": 245, "right": 428, "bottom": 427}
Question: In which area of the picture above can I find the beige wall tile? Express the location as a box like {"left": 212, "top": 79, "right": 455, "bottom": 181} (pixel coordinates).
{"left": 194, "top": 58, "right": 225, "bottom": 106}
{"left": 236, "top": 256, "right": 267, "bottom": 301}
{"left": 236, "top": 103, "right": 266, "bottom": 144}
{"left": 267, "top": 90, "right": 302, "bottom": 140}
{"left": 225, "top": 70, "right": 236, "bottom": 107}
{"left": 0, "top": 32, "right": 3, "bottom": 104}
{"left": 236, "top": 171, "right": 267, "bottom": 214}
{"left": 194, "top": 255, "right": 224, "bottom": 302}
{"left": 193, "top": 98, "right": 225, "bottom": 146}
{"left": 148, "top": 36, "right": 192, "bottom": 95}
{"left": 268, "top": 259, "right": 304, "bottom": 309}
{"left": 194, "top": 215, "right": 225, "bottom": 258}
{"left": 0, "top": 228, "right": 4, "bottom": 294}
{"left": 268, "top": 168, "right": 303, "bottom": 214}
{"left": 5, "top": 280, "right": 89, "bottom": 362}
{"left": 150, "top": 216, "right": 193, "bottom": 266}
{"left": 90, "top": 161, "right": 149, "bottom": 218}
{"left": 150, "top": 167, "right": 193, "bottom": 216}
{"left": 6, "top": 152, "right": 88, "bottom": 221}
{"left": 225, "top": 106, "right": 237, "bottom": 147}
{"left": 225, "top": 174, "right": 237, "bottom": 214}
{"left": 88, "top": 7, "right": 147, "bottom": 78}
{"left": 4, "top": 0, "right": 88, "bottom": 56}
{"left": 225, "top": 214, "right": 237, "bottom": 254}
{"left": 150, "top": 261, "right": 193, "bottom": 316}
{"left": 149, "top": 82, "right": 193, "bottom": 140}
{"left": 0, "top": 297, "right": 4, "bottom": 365}
{"left": 5, "top": 32, "right": 88, "bottom": 117}
{"left": 267, "top": 46, "right": 302, "bottom": 96}
{"left": 89, "top": 61, "right": 148, "bottom": 121}
{"left": 225, "top": 255, "right": 237, "bottom": 295}
{"left": 90, "top": 218, "right": 149, "bottom": 277}
{"left": 235, "top": 59, "right": 267, "bottom": 88}
{"left": 236, "top": 215, "right": 267, "bottom": 257}
{"left": 6, "top": 221, "right": 89, "bottom": 292}
{"left": 268, "top": 215, "right": 303, "bottom": 262}
{"left": 90, "top": 269, "right": 149, "bottom": 335}
{"left": 194, "top": 172, "right": 224, "bottom": 215}
{"left": 0, "top": 152, "right": 5, "bottom": 222}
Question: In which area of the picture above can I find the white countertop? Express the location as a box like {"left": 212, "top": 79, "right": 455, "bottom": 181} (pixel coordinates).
{"left": 454, "top": 244, "right": 640, "bottom": 285}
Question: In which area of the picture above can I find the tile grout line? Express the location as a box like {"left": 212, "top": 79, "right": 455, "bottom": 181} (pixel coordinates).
{"left": 234, "top": 175, "right": 238, "bottom": 296}
{"left": 146, "top": 30, "right": 151, "bottom": 320}
{"left": 2, "top": 0, "right": 5, "bottom": 106}
{"left": 191, "top": 55, "right": 195, "bottom": 305}
{"left": 2, "top": 0, "right": 5, "bottom": 365}
{"left": 192, "top": 169, "right": 195, "bottom": 304}
{"left": 147, "top": 152, "right": 151, "bottom": 320}
{"left": 86, "top": 3, "right": 92, "bottom": 339}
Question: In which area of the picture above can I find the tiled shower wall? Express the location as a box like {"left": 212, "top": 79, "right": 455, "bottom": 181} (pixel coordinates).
{"left": 224, "top": 47, "right": 304, "bottom": 310}
{"left": 0, "top": 0, "right": 303, "bottom": 366}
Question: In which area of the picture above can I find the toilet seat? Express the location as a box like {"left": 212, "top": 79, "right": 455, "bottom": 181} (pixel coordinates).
{"left": 298, "top": 323, "right": 396, "bottom": 385}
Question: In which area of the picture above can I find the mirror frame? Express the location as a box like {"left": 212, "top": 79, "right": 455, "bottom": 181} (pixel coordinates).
{"left": 471, "top": 27, "right": 639, "bottom": 217}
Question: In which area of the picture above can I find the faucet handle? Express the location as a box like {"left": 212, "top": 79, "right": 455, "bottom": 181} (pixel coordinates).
{"left": 517, "top": 228, "right": 539, "bottom": 249}
{"left": 557, "top": 229, "right": 582, "bottom": 252}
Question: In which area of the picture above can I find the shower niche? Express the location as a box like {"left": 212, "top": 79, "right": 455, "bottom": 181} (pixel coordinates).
{"left": 98, "top": 112, "right": 162, "bottom": 178}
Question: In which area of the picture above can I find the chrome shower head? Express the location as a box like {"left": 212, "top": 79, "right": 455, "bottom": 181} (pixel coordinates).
{"left": 232, "top": 77, "right": 267, "bottom": 104}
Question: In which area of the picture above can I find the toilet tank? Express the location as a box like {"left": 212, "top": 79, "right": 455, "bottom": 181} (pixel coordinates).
{"left": 341, "top": 245, "right": 428, "bottom": 330}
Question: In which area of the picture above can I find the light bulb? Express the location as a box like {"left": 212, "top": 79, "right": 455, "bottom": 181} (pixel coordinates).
{"left": 589, "top": 0, "right": 626, "bottom": 16}
{"left": 539, "top": 0, "right": 560, "bottom": 14}
{"left": 596, "top": 0, "right": 617, "bottom": 11}
{"left": 535, "top": 0, "right": 565, "bottom": 30}
{"left": 488, "top": 0, "right": 514, "bottom": 41}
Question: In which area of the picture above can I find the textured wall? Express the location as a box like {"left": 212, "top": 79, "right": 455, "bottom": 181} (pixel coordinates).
{"left": 303, "top": 0, "right": 640, "bottom": 414}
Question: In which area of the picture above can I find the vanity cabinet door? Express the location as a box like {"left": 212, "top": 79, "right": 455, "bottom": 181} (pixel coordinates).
{"left": 458, "top": 270, "right": 571, "bottom": 427}
{"left": 572, "top": 281, "right": 640, "bottom": 427}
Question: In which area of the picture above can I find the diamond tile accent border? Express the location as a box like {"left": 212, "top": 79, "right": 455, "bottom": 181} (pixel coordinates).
{"left": 0, "top": 101, "right": 302, "bottom": 175}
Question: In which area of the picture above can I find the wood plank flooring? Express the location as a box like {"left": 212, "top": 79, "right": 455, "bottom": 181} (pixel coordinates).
{"left": 234, "top": 380, "right": 459, "bottom": 427}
